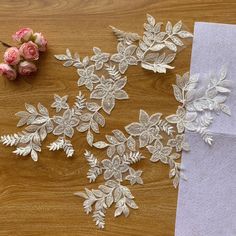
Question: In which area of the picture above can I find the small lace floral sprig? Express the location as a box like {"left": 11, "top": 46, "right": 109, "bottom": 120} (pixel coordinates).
{"left": 75, "top": 66, "right": 232, "bottom": 229}
{"left": 167, "top": 66, "right": 231, "bottom": 144}
{"left": 0, "top": 14, "right": 193, "bottom": 161}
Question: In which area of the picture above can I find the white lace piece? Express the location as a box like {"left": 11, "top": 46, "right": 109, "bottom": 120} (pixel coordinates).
{"left": 75, "top": 67, "right": 232, "bottom": 229}
{"left": 0, "top": 14, "right": 192, "bottom": 161}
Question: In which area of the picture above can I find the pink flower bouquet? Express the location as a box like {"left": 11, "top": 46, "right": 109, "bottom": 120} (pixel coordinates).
{"left": 0, "top": 28, "right": 47, "bottom": 80}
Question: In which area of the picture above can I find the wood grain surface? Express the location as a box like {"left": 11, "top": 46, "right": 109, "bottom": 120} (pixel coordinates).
{"left": 0, "top": 1, "right": 235, "bottom": 235}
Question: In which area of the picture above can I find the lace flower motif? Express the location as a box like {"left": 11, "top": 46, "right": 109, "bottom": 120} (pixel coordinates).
{"left": 51, "top": 94, "right": 69, "bottom": 112}
{"left": 91, "top": 76, "right": 128, "bottom": 114}
{"left": 77, "top": 65, "right": 100, "bottom": 91}
{"left": 91, "top": 47, "right": 110, "bottom": 70}
{"left": 147, "top": 139, "right": 172, "bottom": 163}
{"left": 167, "top": 134, "right": 190, "bottom": 152}
{"left": 102, "top": 156, "right": 129, "bottom": 181}
{"left": 166, "top": 106, "right": 197, "bottom": 133}
{"left": 125, "top": 168, "right": 143, "bottom": 185}
{"left": 125, "top": 110, "right": 162, "bottom": 147}
{"left": 53, "top": 109, "right": 79, "bottom": 138}
{"left": 111, "top": 43, "right": 138, "bottom": 73}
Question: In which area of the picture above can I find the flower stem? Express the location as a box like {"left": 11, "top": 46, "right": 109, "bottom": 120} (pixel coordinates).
{"left": 0, "top": 40, "right": 12, "bottom": 48}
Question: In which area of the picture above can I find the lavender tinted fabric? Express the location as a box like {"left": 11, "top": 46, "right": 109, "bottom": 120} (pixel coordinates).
{"left": 175, "top": 22, "right": 236, "bottom": 236}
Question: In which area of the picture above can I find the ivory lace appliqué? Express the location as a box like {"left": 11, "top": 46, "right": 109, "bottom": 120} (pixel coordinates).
{"left": 0, "top": 14, "right": 231, "bottom": 231}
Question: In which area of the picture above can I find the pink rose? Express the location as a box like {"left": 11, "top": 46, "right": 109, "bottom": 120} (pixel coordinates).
{"left": 18, "top": 61, "right": 37, "bottom": 76}
{"left": 19, "top": 41, "right": 39, "bottom": 61}
{"left": 3, "top": 47, "right": 21, "bottom": 65}
{"left": 12, "top": 27, "right": 33, "bottom": 43}
{"left": 33, "top": 32, "right": 47, "bottom": 52}
{"left": 0, "top": 63, "right": 17, "bottom": 80}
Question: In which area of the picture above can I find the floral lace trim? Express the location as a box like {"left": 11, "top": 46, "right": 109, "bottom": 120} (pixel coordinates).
{"left": 75, "top": 67, "right": 231, "bottom": 229}
{"left": 0, "top": 14, "right": 192, "bottom": 161}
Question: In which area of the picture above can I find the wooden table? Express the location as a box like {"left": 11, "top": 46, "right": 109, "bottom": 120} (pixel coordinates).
{"left": 0, "top": 1, "right": 235, "bottom": 235}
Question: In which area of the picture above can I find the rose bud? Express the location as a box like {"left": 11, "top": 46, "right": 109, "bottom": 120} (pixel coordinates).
{"left": 3, "top": 47, "right": 21, "bottom": 66}
{"left": 19, "top": 41, "right": 39, "bottom": 61}
{"left": 33, "top": 32, "right": 47, "bottom": 52}
{"left": 18, "top": 61, "right": 37, "bottom": 76}
{"left": 0, "top": 63, "right": 17, "bottom": 80}
{"left": 12, "top": 27, "right": 33, "bottom": 43}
